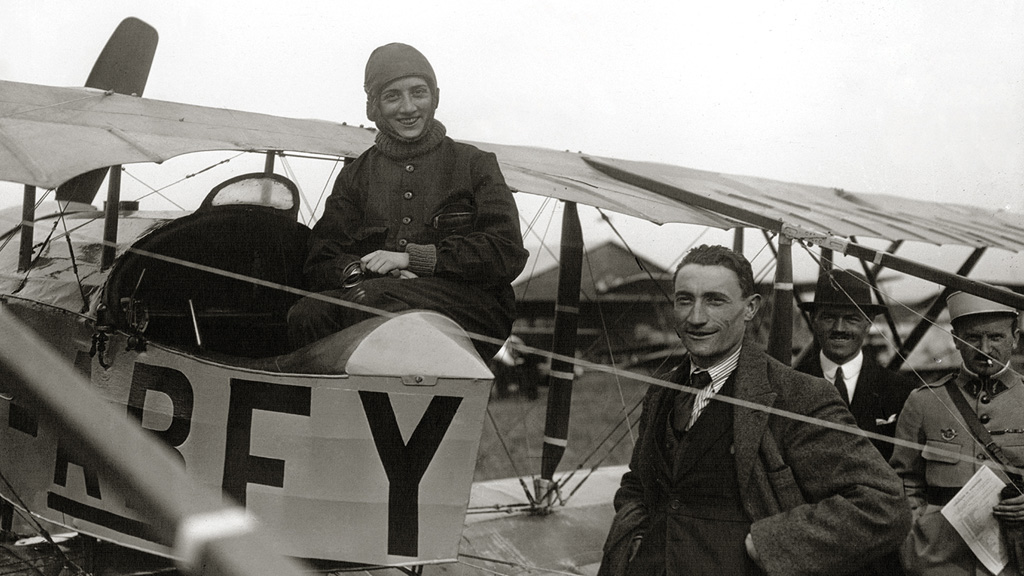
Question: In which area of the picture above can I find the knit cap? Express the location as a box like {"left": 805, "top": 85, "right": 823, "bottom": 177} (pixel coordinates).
{"left": 364, "top": 43, "right": 438, "bottom": 122}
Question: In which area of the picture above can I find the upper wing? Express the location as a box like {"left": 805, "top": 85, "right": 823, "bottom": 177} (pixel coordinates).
{"left": 578, "top": 156, "right": 1024, "bottom": 251}
{"left": 0, "top": 80, "right": 735, "bottom": 229}
{"left": 0, "top": 80, "right": 375, "bottom": 188}
{"left": 2, "top": 79, "right": 1019, "bottom": 250}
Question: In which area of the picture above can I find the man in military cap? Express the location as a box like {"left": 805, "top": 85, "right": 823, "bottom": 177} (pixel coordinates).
{"left": 796, "top": 268, "right": 917, "bottom": 461}
{"left": 891, "top": 291, "right": 1024, "bottom": 575}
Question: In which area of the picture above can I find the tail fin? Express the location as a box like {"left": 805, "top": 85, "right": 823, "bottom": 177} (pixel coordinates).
{"left": 55, "top": 17, "right": 158, "bottom": 205}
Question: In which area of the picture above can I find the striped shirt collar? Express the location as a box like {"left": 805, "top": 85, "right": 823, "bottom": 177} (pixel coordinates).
{"left": 689, "top": 346, "right": 741, "bottom": 390}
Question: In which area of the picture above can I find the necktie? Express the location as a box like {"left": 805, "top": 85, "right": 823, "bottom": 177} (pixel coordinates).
{"left": 834, "top": 366, "right": 850, "bottom": 405}
{"left": 673, "top": 370, "right": 713, "bottom": 433}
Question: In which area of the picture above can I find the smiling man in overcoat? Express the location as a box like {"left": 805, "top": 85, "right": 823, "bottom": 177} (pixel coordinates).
{"left": 598, "top": 244, "right": 910, "bottom": 576}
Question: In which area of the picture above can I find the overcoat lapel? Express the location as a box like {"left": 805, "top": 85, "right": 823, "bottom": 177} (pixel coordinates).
{"left": 732, "top": 338, "right": 777, "bottom": 494}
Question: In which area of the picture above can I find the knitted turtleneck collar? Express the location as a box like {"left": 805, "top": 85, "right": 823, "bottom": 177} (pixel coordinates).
{"left": 374, "top": 120, "right": 447, "bottom": 161}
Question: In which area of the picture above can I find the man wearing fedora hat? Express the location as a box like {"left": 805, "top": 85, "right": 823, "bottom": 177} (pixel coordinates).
{"left": 796, "top": 268, "right": 917, "bottom": 461}
{"left": 891, "top": 292, "right": 1024, "bottom": 575}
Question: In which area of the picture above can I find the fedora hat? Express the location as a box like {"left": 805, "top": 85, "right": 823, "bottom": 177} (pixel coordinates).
{"left": 947, "top": 291, "right": 1018, "bottom": 323}
{"left": 799, "top": 269, "right": 887, "bottom": 316}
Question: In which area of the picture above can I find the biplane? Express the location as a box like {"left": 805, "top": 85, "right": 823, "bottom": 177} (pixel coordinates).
{"left": 2, "top": 16, "right": 1024, "bottom": 576}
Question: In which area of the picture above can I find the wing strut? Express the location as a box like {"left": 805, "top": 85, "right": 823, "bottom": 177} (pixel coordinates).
{"left": 100, "top": 166, "right": 121, "bottom": 270}
{"left": 17, "top": 185, "right": 35, "bottom": 271}
{"left": 766, "top": 232, "right": 794, "bottom": 363}
{"left": 536, "top": 201, "right": 583, "bottom": 510}
{"left": 856, "top": 239, "right": 905, "bottom": 351}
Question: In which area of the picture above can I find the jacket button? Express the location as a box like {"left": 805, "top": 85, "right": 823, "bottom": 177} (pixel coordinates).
{"left": 669, "top": 499, "right": 681, "bottom": 510}
{"left": 980, "top": 414, "right": 991, "bottom": 424}
{"left": 405, "top": 164, "right": 415, "bottom": 172}
{"left": 402, "top": 216, "right": 412, "bottom": 224}
{"left": 980, "top": 394, "right": 991, "bottom": 404}
{"left": 403, "top": 191, "right": 413, "bottom": 200}
{"left": 398, "top": 239, "right": 408, "bottom": 248}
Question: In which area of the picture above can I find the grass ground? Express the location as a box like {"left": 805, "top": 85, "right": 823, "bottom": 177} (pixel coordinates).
{"left": 473, "top": 368, "right": 652, "bottom": 482}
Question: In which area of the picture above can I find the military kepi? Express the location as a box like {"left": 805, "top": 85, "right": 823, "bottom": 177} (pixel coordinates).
{"left": 946, "top": 291, "right": 1018, "bottom": 323}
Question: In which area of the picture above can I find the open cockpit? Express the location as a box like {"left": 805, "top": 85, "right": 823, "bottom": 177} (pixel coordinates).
{"left": 103, "top": 173, "right": 310, "bottom": 358}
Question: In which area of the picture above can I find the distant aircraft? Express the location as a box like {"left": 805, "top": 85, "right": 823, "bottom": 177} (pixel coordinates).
{"left": 1, "top": 16, "right": 1023, "bottom": 576}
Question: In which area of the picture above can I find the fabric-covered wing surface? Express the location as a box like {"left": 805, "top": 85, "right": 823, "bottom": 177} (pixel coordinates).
{"left": 585, "top": 156, "right": 1024, "bottom": 251}
{"left": 2, "top": 80, "right": 1020, "bottom": 250}
{"left": 0, "top": 80, "right": 376, "bottom": 188}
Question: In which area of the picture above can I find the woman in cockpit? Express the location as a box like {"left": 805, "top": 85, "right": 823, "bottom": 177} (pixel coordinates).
{"left": 287, "top": 42, "right": 528, "bottom": 360}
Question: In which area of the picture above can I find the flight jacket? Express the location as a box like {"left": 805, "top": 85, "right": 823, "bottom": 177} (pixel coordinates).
{"left": 304, "top": 136, "right": 528, "bottom": 293}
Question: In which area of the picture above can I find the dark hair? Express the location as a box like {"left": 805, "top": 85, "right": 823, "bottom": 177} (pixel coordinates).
{"left": 675, "top": 244, "right": 756, "bottom": 297}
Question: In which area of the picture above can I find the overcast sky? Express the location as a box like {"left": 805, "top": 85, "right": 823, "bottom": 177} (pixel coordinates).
{"left": 2, "top": 0, "right": 1022, "bottom": 287}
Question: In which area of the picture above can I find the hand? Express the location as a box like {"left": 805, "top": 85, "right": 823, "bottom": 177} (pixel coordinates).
{"left": 361, "top": 250, "right": 409, "bottom": 276}
{"left": 628, "top": 534, "right": 643, "bottom": 562}
{"left": 996, "top": 486, "right": 1024, "bottom": 574}
{"left": 994, "top": 489, "right": 1024, "bottom": 523}
{"left": 745, "top": 533, "right": 763, "bottom": 568}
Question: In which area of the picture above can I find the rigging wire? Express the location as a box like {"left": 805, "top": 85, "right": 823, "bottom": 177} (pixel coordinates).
{"left": 483, "top": 199, "right": 563, "bottom": 502}
{"left": 7, "top": 209, "right": 1023, "bottom": 562}
{"left": 0, "top": 92, "right": 106, "bottom": 120}
{"left": 307, "top": 156, "right": 343, "bottom": 224}
{"left": 0, "top": 547, "right": 52, "bottom": 576}
{"left": 0, "top": 188, "right": 56, "bottom": 256}
{"left": 512, "top": 198, "right": 558, "bottom": 306}
{"left": 125, "top": 152, "right": 247, "bottom": 208}
{"left": 6, "top": 149, "right": 1024, "bottom": 568}
{"left": 59, "top": 223, "right": 88, "bottom": 313}
{"left": 796, "top": 241, "right": 1024, "bottom": 494}
{"left": 0, "top": 470, "right": 86, "bottom": 575}
{"left": 595, "top": 208, "right": 673, "bottom": 305}
{"left": 456, "top": 553, "right": 585, "bottom": 576}
{"left": 520, "top": 195, "right": 554, "bottom": 240}
{"left": 484, "top": 408, "right": 537, "bottom": 508}
{"left": 579, "top": 243, "right": 638, "bottom": 447}
{"left": 278, "top": 154, "right": 316, "bottom": 226}
{"left": 554, "top": 397, "right": 644, "bottom": 499}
